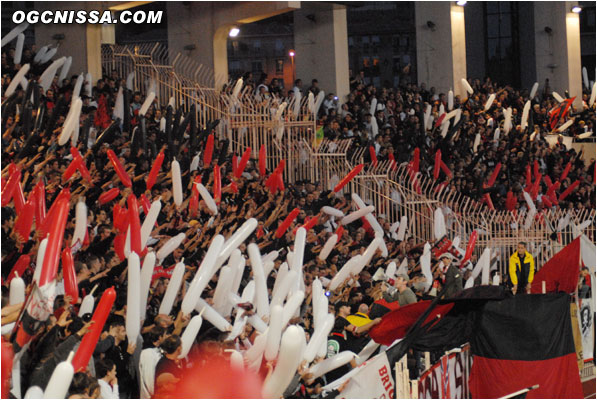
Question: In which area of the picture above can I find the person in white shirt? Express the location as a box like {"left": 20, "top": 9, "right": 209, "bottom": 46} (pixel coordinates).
{"left": 139, "top": 326, "right": 167, "bottom": 399}
{"left": 96, "top": 359, "right": 119, "bottom": 399}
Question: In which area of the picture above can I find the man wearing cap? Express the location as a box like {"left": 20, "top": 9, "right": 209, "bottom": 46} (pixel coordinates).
{"left": 382, "top": 273, "right": 417, "bottom": 306}
{"left": 328, "top": 302, "right": 381, "bottom": 356}
{"left": 439, "top": 254, "right": 463, "bottom": 298}
{"left": 509, "top": 241, "right": 535, "bottom": 295}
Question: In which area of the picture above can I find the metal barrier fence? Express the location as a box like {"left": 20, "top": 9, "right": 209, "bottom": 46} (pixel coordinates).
{"left": 100, "top": 42, "right": 316, "bottom": 183}
{"left": 101, "top": 42, "right": 595, "bottom": 279}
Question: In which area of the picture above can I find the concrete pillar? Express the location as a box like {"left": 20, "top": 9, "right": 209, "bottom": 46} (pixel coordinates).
{"left": 293, "top": 3, "right": 350, "bottom": 103}
{"left": 415, "top": 2, "right": 468, "bottom": 98}
{"left": 33, "top": 2, "right": 105, "bottom": 84}
{"left": 167, "top": 2, "right": 300, "bottom": 90}
{"left": 534, "top": 1, "right": 582, "bottom": 108}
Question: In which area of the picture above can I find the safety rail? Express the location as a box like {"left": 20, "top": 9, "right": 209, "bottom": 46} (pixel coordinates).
{"left": 101, "top": 42, "right": 316, "bottom": 183}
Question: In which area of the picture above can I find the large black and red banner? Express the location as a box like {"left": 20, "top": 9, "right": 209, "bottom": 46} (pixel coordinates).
{"left": 468, "top": 293, "right": 583, "bottom": 398}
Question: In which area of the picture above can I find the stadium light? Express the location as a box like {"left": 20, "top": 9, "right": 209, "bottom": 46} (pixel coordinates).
{"left": 289, "top": 50, "right": 295, "bottom": 57}
{"left": 456, "top": 0, "right": 467, "bottom": 5}
{"left": 571, "top": 5, "right": 582, "bottom": 13}
{"left": 229, "top": 27, "right": 240, "bottom": 37}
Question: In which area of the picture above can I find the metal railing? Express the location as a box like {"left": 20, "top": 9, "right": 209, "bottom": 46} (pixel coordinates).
{"left": 101, "top": 42, "right": 316, "bottom": 183}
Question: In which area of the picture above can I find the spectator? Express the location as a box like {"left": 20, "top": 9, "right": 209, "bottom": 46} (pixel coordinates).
{"left": 382, "top": 273, "right": 417, "bottom": 306}
{"left": 96, "top": 359, "right": 119, "bottom": 399}
{"left": 509, "top": 242, "right": 535, "bottom": 295}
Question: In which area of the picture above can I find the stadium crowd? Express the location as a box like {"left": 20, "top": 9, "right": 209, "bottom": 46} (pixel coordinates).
{"left": 237, "top": 71, "right": 596, "bottom": 212}
{"left": 1, "top": 43, "right": 595, "bottom": 399}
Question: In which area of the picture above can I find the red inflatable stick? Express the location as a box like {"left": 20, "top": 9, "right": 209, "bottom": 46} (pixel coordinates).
{"left": 259, "top": 144, "right": 267, "bottom": 176}
{"left": 1, "top": 168, "right": 21, "bottom": 207}
{"left": 39, "top": 197, "right": 70, "bottom": 287}
{"left": 204, "top": 134, "right": 214, "bottom": 166}
{"left": 433, "top": 150, "right": 442, "bottom": 180}
{"left": 232, "top": 154, "right": 238, "bottom": 177}
{"left": 7, "top": 255, "right": 30, "bottom": 285}
{"left": 505, "top": 191, "right": 516, "bottom": 211}
{"left": 13, "top": 196, "right": 35, "bottom": 243}
{"left": 61, "top": 248, "right": 79, "bottom": 304}
{"left": 71, "top": 287, "right": 116, "bottom": 372}
{"left": 107, "top": 149, "right": 132, "bottom": 187}
{"left": 229, "top": 181, "right": 238, "bottom": 194}
{"left": 560, "top": 161, "right": 572, "bottom": 182}
{"left": 530, "top": 174, "right": 542, "bottom": 200}
{"left": 99, "top": 187, "right": 120, "bottom": 205}
{"left": 335, "top": 225, "right": 345, "bottom": 239}
{"left": 127, "top": 194, "right": 142, "bottom": 254}
{"left": 302, "top": 213, "right": 319, "bottom": 231}
{"left": 34, "top": 180, "right": 47, "bottom": 228}
{"left": 62, "top": 157, "right": 81, "bottom": 183}
{"left": 70, "top": 147, "right": 93, "bottom": 184}
{"left": 114, "top": 233, "right": 126, "bottom": 261}
{"left": 388, "top": 153, "right": 397, "bottom": 170}
{"left": 235, "top": 147, "right": 252, "bottom": 178}
{"left": 369, "top": 146, "right": 378, "bottom": 166}
{"left": 273, "top": 159, "right": 286, "bottom": 176}
{"left": 112, "top": 204, "right": 129, "bottom": 233}
{"left": 139, "top": 194, "right": 151, "bottom": 215}
{"left": 189, "top": 188, "right": 199, "bottom": 218}
{"left": 483, "top": 193, "right": 495, "bottom": 210}
{"left": 533, "top": 160, "right": 540, "bottom": 180}
{"left": 542, "top": 196, "right": 553, "bottom": 208}
{"left": 525, "top": 165, "right": 532, "bottom": 189}
{"left": 334, "top": 164, "right": 364, "bottom": 193}
{"left": 439, "top": 160, "right": 452, "bottom": 178}
{"left": 487, "top": 162, "right": 502, "bottom": 187}
{"left": 435, "top": 113, "right": 446, "bottom": 128}
{"left": 461, "top": 230, "right": 478, "bottom": 266}
{"left": 13, "top": 181, "right": 25, "bottom": 214}
{"left": 543, "top": 175, "right": 553, "bottom": 190}
{"left": 276, "top": 171, "right": 285, "bottom": 192}
{"left": 275, "top": 207, "right": 301, "bottom": 238}
{"left": 214, "top": 165, "right": 222, "bottom": 205}
{"left": 40, "top": 187, "right": 70, "bottom": 239}
{"left": 146, "top": 150, "right": 165, "bottom": 191}
{"left": 558, "top": 179, "right": 579, "bottom": 201}
{"left": 412, "top": 148, "right": 420, "bottom": 172}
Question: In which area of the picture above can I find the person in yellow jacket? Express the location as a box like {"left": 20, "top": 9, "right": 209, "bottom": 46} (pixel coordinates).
{"left": 509, "top": 242, "right": 535, "bottom": 295}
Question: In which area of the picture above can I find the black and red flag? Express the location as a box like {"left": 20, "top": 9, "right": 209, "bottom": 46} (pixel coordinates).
{"left": 381, "top": 287, "right": 583, "bottom": 398}
{"left": 468, "top": 293, "right": 583, "bottom": 398}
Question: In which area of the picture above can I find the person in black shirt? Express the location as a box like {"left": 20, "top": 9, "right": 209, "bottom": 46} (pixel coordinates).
{"left": 103, "top": 319, "right": 138, "bottom": 398}
{"left": 154, "top": 335, "right": 183, "bottom": 397}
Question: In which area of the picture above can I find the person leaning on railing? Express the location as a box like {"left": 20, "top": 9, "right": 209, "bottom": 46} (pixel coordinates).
{"left": 509, "top": 241, "right": 535, "bottom": 295}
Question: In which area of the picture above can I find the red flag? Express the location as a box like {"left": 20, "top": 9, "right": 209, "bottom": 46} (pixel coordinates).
{"left": 531, "top": 237, "right": 581, "bottom": 294}
{"left": 369, "top": 301, "right": 454, "bottom": 345}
